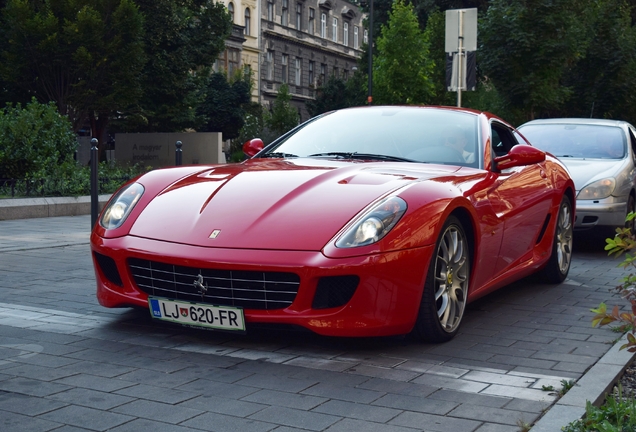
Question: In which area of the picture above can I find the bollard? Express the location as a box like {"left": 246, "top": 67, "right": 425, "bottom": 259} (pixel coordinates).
{"left": 90, "top": 138, "right": 99, "bottom": 228}
{"left": 175, "top": 140, "right": 183, "bottom": 166}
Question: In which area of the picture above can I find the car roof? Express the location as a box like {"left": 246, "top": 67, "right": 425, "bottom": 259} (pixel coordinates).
{"left": 519, "top": 118, "right": 631, "bottom": 128}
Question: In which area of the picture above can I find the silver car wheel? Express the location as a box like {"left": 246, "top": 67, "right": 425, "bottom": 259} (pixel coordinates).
{"left": 555, "top": 201, "right": 573, "bottom": 274}
{"left": 434, "top": 225, "right": 469, "bottom": 333}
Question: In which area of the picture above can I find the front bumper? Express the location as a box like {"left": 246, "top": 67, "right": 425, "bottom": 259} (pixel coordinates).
{"left": 574, "top": 198, "right": 627, "bottom": 230}
{"left": 91, "top": 233, "right": 434, "bottom": 337}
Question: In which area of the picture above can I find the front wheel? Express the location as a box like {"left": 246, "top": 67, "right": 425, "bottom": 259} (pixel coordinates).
{"left": 412, "top": 216, "right": 470, "bottom": 343}
{"left": 541, "top": 195, "right": 573, "bottom": 284}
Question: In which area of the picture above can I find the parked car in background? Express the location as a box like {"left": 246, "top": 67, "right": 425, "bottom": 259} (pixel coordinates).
{"left": 91, "top": 106, "right": 575, "bottom": 343}
{"left": 518, "top": 118, "right": 636, "bottom": 231}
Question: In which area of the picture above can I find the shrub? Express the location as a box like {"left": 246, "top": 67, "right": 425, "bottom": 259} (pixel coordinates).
{"left": 0, "top": 99, "right": 77, "bottom": 179}
{"left": 592, "top": 214, "right": 636, "bottom": 352}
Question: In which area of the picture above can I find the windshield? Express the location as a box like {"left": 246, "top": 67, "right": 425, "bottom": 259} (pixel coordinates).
{"left": 261, "top": 107, "right": 480, "bottom": 167}
{"left": 519, "top": 124, "right": 626, "bottom": 159}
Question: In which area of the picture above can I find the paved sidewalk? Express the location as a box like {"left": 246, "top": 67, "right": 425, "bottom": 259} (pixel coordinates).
{"left": 0, "top": 215, "right": 634, "bottom": 431}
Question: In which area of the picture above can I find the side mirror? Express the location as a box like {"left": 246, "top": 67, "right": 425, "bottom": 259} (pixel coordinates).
{"left": 243, "top": 138, "right": 264, "bottom": 158}
{"left": 494, "top": 144, "right": 546, "bottom": 170}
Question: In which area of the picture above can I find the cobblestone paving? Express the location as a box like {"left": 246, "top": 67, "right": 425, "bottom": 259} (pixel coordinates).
{"left": 0, "top": 215, "right": 624, "bottom": 431}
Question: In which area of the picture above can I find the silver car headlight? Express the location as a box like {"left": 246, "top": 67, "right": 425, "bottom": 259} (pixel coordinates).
{"left": 336, "top": 196, "right": 407, "bottom": 248}
{"left": 577, "top": 178, "right": 616, "bottom": 200}
{"left": 100, "top": 183, "right": 144, "bottom": 229}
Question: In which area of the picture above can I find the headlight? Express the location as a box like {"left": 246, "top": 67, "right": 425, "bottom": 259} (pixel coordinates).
{"left": 100, "top": 183, "right": 144, "bottom": 229}
{"left": 336, "top": 196, "right": 407, "bottom": 248}
{"left": 577, "top": 178, "right": 616, "bottom": 200}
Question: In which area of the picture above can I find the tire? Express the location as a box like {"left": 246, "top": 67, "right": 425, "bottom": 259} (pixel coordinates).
{"left": 541, "top": 195, "right": 573, "bottom": 284}
{"left": 412, "top": 215, "right": 470, "bottom": 342}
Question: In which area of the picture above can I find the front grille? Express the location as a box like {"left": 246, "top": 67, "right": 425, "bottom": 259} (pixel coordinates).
{"left": 128, "top": 258, "right": 300, "bottom": 310}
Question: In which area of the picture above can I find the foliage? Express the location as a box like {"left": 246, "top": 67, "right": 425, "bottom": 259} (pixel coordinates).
{"left": 264, "top": 84, "right": 299, "bottom": 139}
{"left": 229, "top": 102, "right": 266, "bottom": 162}
{"left": 0, "top": 99, "right": 77, "bottom": 179}
{"left": 592, "top": 213, "right": 636, "bottom": 353}
{"left": 0, "top": 162, "right": 144, "bottom": 197}
{"left": 0, "top": 0, "right": 146, "bottom": 154}
{"left": 562, "top": 388, "right": 636, "bottom": 432}
{"left": 541, "top": 379, "right": 576, "bottom": 397}
{"left": 480, "top": 0, "right": 589, "bottom": 124}
{"left": 124, "top": 0, "right": 232, "bottom": 133}
{"left": 305, "top": 75, "right": 366, "bottom": 117}
{"left": 198, "top": 69, "right": 252, "bottom": 141}
{"left": 373, "top": 0, "right": 435, "bottom": 105}
{"left": 564, "top": 0, "right": 636, "bottom": 122}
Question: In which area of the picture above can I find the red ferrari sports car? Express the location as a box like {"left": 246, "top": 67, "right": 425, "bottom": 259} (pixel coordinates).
{"left": 91, "top": 106, "right": 575, "bottom": 342}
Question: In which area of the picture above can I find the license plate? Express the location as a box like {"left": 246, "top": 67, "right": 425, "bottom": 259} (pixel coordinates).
{"left": 148, "top": 297, "right": 245, "bottom": 331}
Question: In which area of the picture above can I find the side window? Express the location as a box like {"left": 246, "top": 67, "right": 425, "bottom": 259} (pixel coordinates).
{"left": 491, "top": 122, "right": 517, "bottom": 157}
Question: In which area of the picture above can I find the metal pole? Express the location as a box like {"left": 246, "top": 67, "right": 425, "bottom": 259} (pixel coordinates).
{"left": 90, "top": 138, "right": 99, "bottom": 228}
{"left": 175, "top": 141, "right": 183, "bottom": 166}
{"left": 457, "top": 10, "right": 464, "bottom": 108}
{"left": 367, "top": 0, "right": 373, "bottom": 104}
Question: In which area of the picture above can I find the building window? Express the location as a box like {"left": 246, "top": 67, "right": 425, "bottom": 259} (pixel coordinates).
{"left": 244, "top": 8, "right": 251, "bottom": 35}
{"left": 343, "top": 69, "right": 349, "bottom": 80}
{"left": 308, "top": 8, "right": 315, "bottom": 34}
{"left": 333, "top": 66, "right": 339, "bottom": 78}
{"left": 364, "top": 29, "right": 368, "bottom": 44}
{"left": 332, "top": 17, "right": 338, "bottom": 42}
{"left": 282, "top": 0, "right": 288, "bottom": 26}
{"left": 228, "top": 2, "right": 234, "bottom": 22}
{"left": 228, "top": 48, "right": 240, "bottom": 76}
{"left": 309, "top": 61, "right": 314, "bottom": 86}
{"left": 282, "top": 54, "right": 288, "bottom": 83}
{"left": 295, "top": 58, "right": 302, "bottom": 85}
{"left": 296, "top": 3, "right": 302, "bottom": 30}
{"left": 267, "top": 0, "right": 274, "bottom": 21}
{"left": 218, "top": 48, "right": 241, "bottom": 75}
{"left": 343, "top": 22, "right": 349, "bottom": 46}
{"left": 266, "top": 51, "right": 274, "bottom": 80}
{"left": 354, "top": 26, "right": 359, "bottom": 49}
{"left": 320, "top": 13, "right": 327, "bottom": 38}
{"left": 319, "top": 63, "right": 326, "bottom": 85}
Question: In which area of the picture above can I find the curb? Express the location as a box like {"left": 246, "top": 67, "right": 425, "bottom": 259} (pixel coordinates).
{"left": 531, "top": 333, "right": 636, "bottom": 430}
{"left": 0, "top": 195, "right": 112, "bottom": 221}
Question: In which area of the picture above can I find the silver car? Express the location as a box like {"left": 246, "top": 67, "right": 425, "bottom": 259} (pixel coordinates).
{"left": 518, "top": 118, "right": 636, "bottom": 230}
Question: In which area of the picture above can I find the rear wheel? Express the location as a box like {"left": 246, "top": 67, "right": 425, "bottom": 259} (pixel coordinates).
{"left": 412, "top": 216, "right": 470, "bottom": 342}
{"left": 541, "top": 195, "right": 573, "bottom": 284}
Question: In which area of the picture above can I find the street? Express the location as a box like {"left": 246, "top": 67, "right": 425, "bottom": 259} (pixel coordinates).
{"left": 0, "top": 215, "right": 627, "bottom": 431}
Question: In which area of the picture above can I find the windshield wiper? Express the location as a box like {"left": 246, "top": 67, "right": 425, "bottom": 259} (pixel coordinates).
{"left": 261, "top": 152, "right": 298, "bottom": 158}
{"left": 309, "top": 152, "right": 415, "bottom": 162}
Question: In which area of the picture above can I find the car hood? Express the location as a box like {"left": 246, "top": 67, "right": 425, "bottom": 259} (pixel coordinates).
{"left": 559, "top": 158, "right": 626, "bottom": 192}
{"left": 129, "top": 158, "right": 460, "bottom": 251}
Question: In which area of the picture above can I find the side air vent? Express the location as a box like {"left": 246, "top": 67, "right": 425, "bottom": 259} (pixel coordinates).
{"left": 312, "top": 275, "right": 359, "bottom": 310}
{"left": 93, "top": 252, "right": 123, "bottom": 286}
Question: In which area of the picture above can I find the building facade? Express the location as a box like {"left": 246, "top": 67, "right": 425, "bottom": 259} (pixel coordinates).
{"left": 260, "top": 0, "right": 364, "bottom": 122}
{"left": 217, "top": 0, "right": 261, "bottom": 102}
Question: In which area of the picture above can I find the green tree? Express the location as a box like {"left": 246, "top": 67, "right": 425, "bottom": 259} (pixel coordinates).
{"left": 264, "top": 84, "right": 299, "bottom": 139}
{"left": 198, "top": 69, "right": 252, "bottom": 140}
{"left": 305, "top": 74, "right": 365, "bottom": 117}
{"left": 480, "top": 0, "right": 589, "bottom": 123}
{"left": 128, "top": 0, "right": 232, "bottom": 132}
{"left": 0, "top": 99, "right": 77, "bottom": 179}
{"left": 373, "top": 0, "right": 435, "bottom": 105}
{"left": 565, "top": 0, "right": 636, "bottom": 123}
{"left": 0, "top": 0, "right": 145, "bottom": 154}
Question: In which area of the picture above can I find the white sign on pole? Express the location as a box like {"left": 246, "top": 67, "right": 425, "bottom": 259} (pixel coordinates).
{"left": 445, "top": 8, "right": 477, "bottom": 107}
{"left": 445, "top": 8, "right": 477, "bottom": 53}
